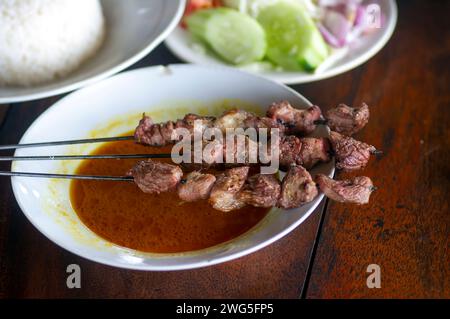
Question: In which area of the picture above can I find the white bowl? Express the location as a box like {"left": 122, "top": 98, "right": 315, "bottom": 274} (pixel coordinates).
{"left": 165, "top": 0, "right": 397, "bottom": 84}
{"left": 12, "top": 64, "right": 334, "bottom": 270}
{"left": 0, "top": 0, "right": 185, "bottom": 104}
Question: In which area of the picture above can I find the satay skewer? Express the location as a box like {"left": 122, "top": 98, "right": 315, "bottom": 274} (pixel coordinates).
{"left": 0, "top": 154, "right": 171, "bottom": 161}
{"left": 0, "top": 101, "right": 371, "bottom": 151}
{"left": 2, "top": 134, "right": 333, "bottom": 171}
{"left": 2, "top": 157, "right": 377, "bottom": 211}
{"left": 127, "top": 160, "right": 376, "bottom": 211}
{"left": 2, "top": 131, "right": 381, "bottom": 183}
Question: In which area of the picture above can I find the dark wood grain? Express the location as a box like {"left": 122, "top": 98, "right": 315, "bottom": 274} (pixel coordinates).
{"left": 306, "top": 0, "right": 450, "bottom": 298}
{"left": 0, "top": 0, "right": 448, "bottom": 299}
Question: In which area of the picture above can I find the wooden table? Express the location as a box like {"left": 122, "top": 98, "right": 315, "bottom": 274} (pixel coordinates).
{"left": 0, "top": 0, "right": 448, "bottom": 298}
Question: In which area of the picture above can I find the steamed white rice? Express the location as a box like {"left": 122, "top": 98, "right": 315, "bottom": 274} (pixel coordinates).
{"left": 0, "top": 0, "right": 105, "bottom": 86}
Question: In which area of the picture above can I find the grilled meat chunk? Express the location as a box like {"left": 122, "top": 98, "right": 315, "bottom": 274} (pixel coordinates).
{"left": 215, "top": 109, "right": 284, "bottom": 135}
{"left": 278, "top": 135, "right": 303, "bottom": 168}
{"left": 243, "top": 115, "right": 285, "bottom": 135}
{"left": 325, "top": 103, "right": 369, "bottom": 136}
{"left": 177, "top": 171, "right": 216, "bottom": 202}
{"left": 182, "top": 113, "right": 216, "bottom": 132}
{"left": 316, "top": 174, "right": 374, "bottom": 204}
{"left": 209, "top": 166, "right": 250, "bottom": 212}
{"left": 329, "top": 131, "right": 377, "bottom": 171}
{"left": 265, "top": 136, "right": 330, "bottom": 170}
{"left": 278, "top": 165, "right": 318, "bottom": 209}
{"left": 214, "top": 109, "right": 251, "bottom": 132}
{"left": 267, "top": 101, "right": 322, "bottom": 135}
{"left": 222, "top": 135, "right": 259, "bottom": 165}
{"left": 128, "top": 160, "right": 183, "bottom": 194}
{"left": 298, "top": 137, "right": 331, "bottom": 169}
{"left": 135, "top": 104, "right": 321, "bottom": 148}
{"left": 134, "top": 114, "right": 215, "bottom": 146}
{"left": 185, "top": 135, "right": 331, "bottom": 170}
{"left": 134, "top": 115, "right": 156, "bottom": 145}
{"left": 238, "top": 174, "right": 281, "bottom": 208}
{"left": 180, "top": 136, "right": 259, "bottom": 171}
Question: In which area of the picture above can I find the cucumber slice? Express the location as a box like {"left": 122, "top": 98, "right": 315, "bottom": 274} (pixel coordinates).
{"left": 186, "top": 8, "right": 267, "bottom": 65}
{"left": 222, "top": 0, "right": 276, "bottom": 17}
{"left": 257, "top": 1, "right": 329, "bottom": 71}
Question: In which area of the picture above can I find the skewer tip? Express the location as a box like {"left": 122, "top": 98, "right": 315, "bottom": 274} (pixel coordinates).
{"left": 371, "top": 149, "right": 384, "bottom": 156}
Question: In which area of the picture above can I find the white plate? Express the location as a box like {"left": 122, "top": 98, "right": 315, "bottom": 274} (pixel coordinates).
{"left": 165, "top": 0, "right": 397, "bottom": 84}
{"left": 11, "top": 64, "right": 334, "bottom": 270}
{"left": 0, "top": 0, "right": 185, "bottom": 104}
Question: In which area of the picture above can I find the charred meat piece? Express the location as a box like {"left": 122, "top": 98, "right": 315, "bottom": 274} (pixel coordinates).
{"left": 278, "top": 165, "right": 318, "bottom": 209}
{"left": 182, "top": 113, "right": 216, "bottom": 131}
{"left": 181, "top": 139, "right": 224, "bottom": 167}
{"left": 200, "top": 139, "right": 225, "bottom": 165}
{"left": 215, "top": 109, "right": 284, "bottom": 136}
{"left": 316, "top": 174, "right": 375, "bottom": 204}
{"left": 243, "top": 115, "right": 285, "bottom": 136}
{"left": 134, "top": 114, "right": 215, "bottom": 146}
{"left": 209, "top": 166, "right": 250, "bottom": 212}
{"left": 298, "top": 137, "right": 331, "bottom": 169}
{"left": 267, "top": 101, "right": 322, "bottom": 135}
{"left": 278, "top": 135, "right": 303, "bottom": 168}
{"left": 329, "top": 131, "right": 377, "bottom": 171}
{"left": 127, "top": 160, "right": 183, "bottom": 194}
{"left": 325, "top": 103, "right": 369, "bottom": 136}
{"left": 222, "top": 135, "right": 259, "bottom": 165}
{"left": 188, "top": 135, "right": 331, "bottom": 170}
{"left": 180, "top": 136, "right": 259, "bottom": 171}
{"left": 135, "top": 115, "right": 183, "bottom": 147}
{"left": 177, "top": 171, "right": 216, "bottom": 202}
{"left": 237, "top": 174, "right": 281, "bottom": 208}
{"left": 263, "top": 136, "right": 330, "bottom": 170}
{"left": 214, "top": 109, "right": 251, "bottom": 132}
{"left": 134, "top": 115, "right": 156, "bottom": 145}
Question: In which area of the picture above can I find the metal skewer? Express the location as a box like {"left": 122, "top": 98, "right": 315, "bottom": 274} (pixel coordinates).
{"left": 0, "top": 120, "right": 328, "bottom": 151}
{"left": 0, "top": 171, "right": 133, "bottom": 181}
{"left": 0, "top": 136, "right": 135, "bottom": 151}
{"left": 1, "top": 154, "right": 172, "bottom": 180}
{"left": 0, "top": 153, "right": 172, "bottom": 161}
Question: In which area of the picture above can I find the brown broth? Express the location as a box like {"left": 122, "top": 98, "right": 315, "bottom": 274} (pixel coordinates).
{"left": 69, "top": 135, "right": 269, "bottom": 253}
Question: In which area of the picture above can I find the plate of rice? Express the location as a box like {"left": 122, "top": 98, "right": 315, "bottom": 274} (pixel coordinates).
{"left": 0, "top": 0, "right": 186, "bottom": 103}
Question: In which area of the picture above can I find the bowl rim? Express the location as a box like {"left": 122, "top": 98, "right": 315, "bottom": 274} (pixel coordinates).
{"left": 11, "top": 64, "right": 334, "bottom": 271}
{"left": 0, "top": 0, "right": 186, "bottom": 104}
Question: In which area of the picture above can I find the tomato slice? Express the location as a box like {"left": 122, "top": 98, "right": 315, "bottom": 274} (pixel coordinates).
{"left": 182, "top": 0, "right": 223, "bottom": 28}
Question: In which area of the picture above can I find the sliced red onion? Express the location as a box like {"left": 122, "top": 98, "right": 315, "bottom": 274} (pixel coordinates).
{"left": 317, "top": 1, "right": 384, "bottom": 47}
{"left": 354, "top": 4, "right": 366, "bottom": 27}
{"left": 345, "top": 4, "right": 366, "bottom": 42}
{"left": 346, "top": 22, "right": 363, "bottom": 43}
{"left": 319, "top": 23, "right": 345, "bottom": 48}
{"left": 322, "top": 10, "right": 352, "bottom": 47}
